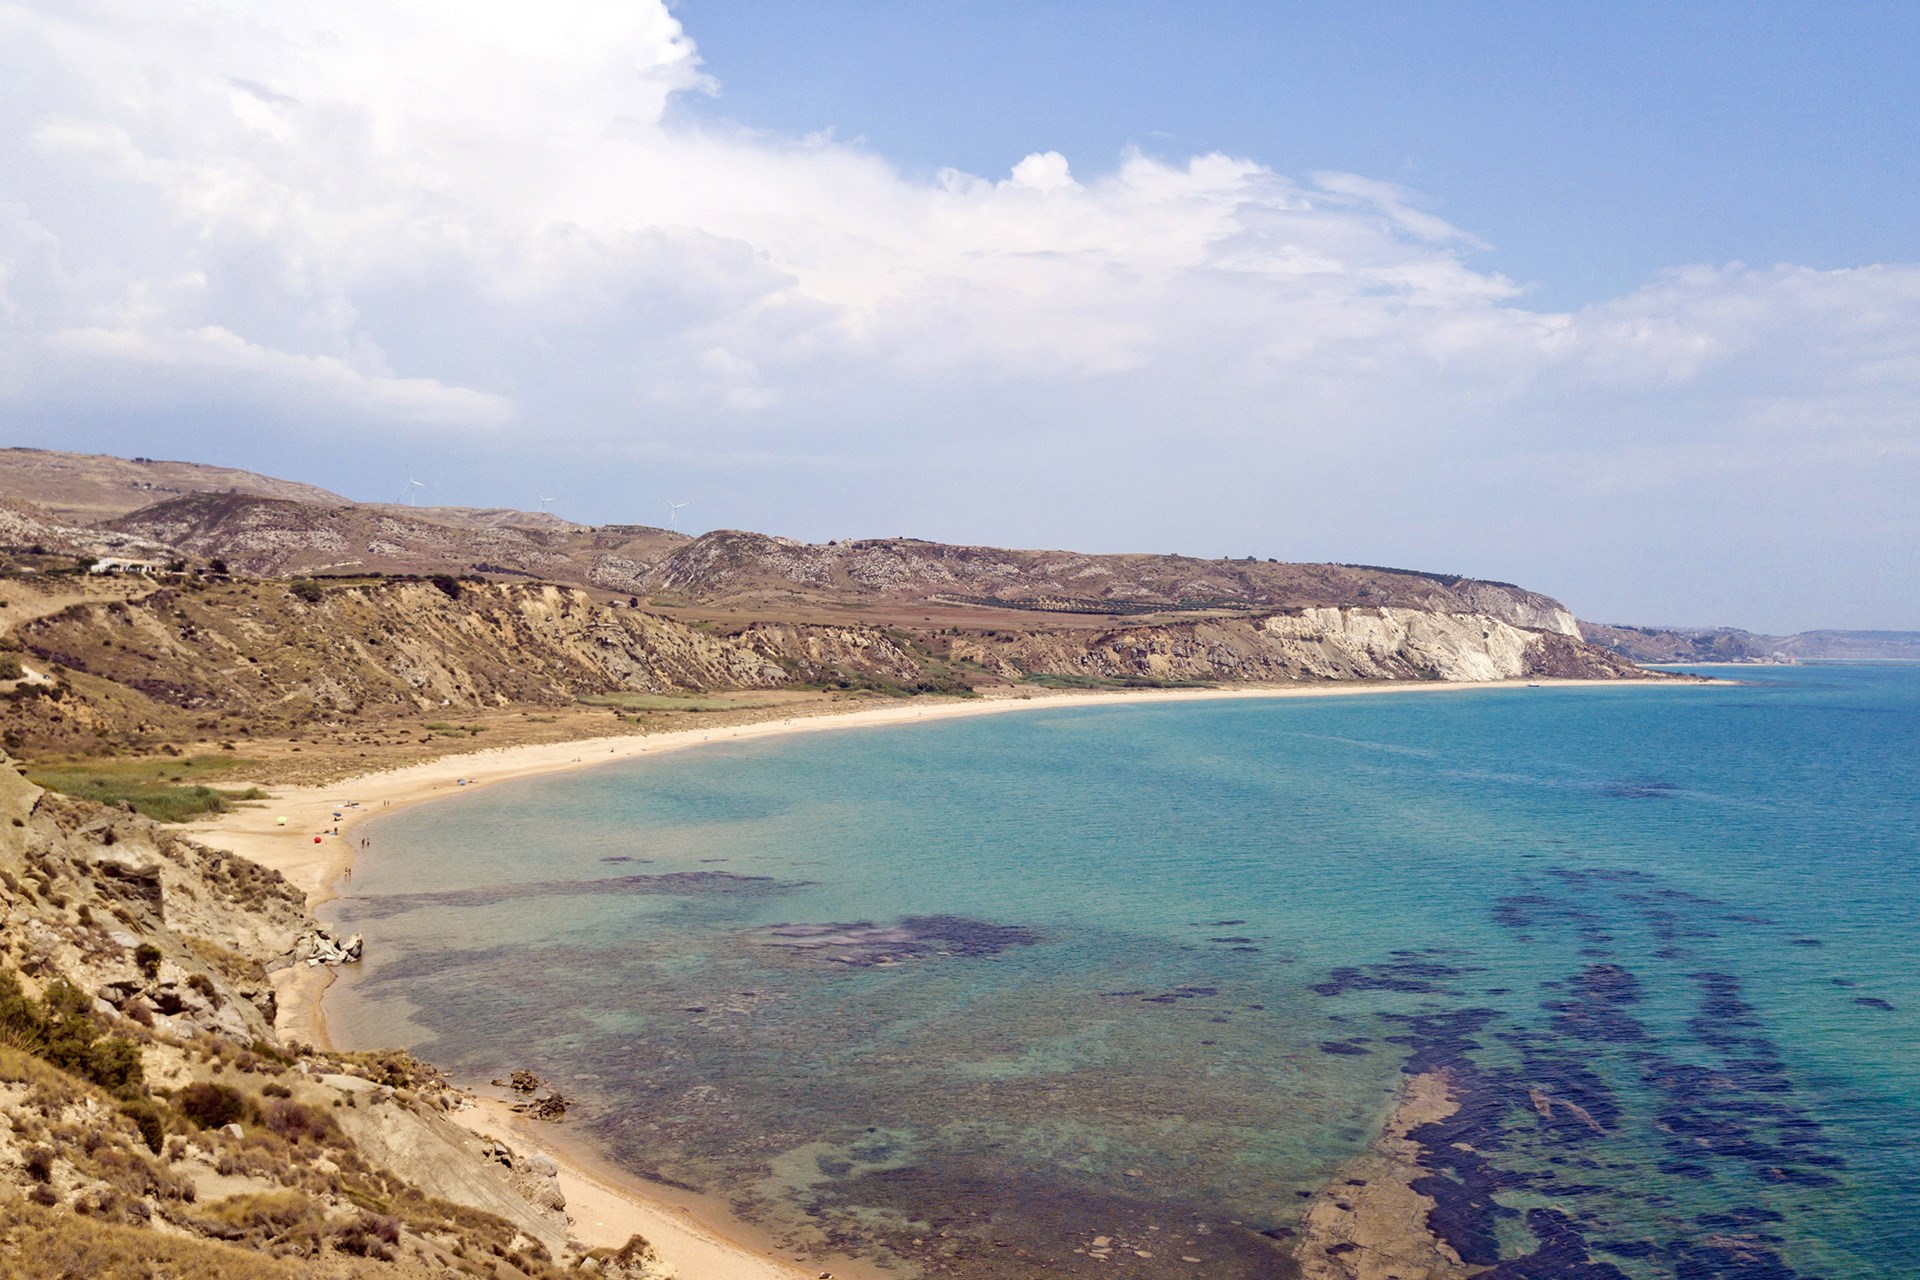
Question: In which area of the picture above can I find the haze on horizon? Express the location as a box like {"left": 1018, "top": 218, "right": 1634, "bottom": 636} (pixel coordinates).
{"left": 1, "top": 1, "right": 1915, "bottom": 633}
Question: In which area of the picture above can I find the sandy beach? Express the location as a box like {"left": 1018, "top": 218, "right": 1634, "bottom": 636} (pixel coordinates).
{"left": 183, "top": 675, "right": 1671, "bottom": 1279}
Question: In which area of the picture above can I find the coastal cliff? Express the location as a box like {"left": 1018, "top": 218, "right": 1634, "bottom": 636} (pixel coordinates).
{"left": 951, "top": 606, "right": 1632, "bottom": 685}
{"left": 0, "top": 447, "right": 1656, "bottom": 765}
{"left": 3, "top": 577, "right": 1641, "bottom": 757}
{"left": 0, "top": 755, "right": 661, "bottom": 1277}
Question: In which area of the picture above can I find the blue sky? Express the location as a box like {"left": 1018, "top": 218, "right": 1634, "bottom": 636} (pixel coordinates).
{"left": 675, "top": 1, "right": 1920, "bottom": 309}
{"left": 2, "top": 1, "right": 1916, "bottom": 631}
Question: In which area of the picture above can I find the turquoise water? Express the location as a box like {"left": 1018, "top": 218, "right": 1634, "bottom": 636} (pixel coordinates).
{"left": 327, "top": 667, "right": 1919, "bottom": 1278}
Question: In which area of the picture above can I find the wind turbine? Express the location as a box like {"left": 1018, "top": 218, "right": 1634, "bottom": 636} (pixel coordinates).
{"left": 399, "top": 477, "right": 427, "bottom": 506}
{"left": 536, "top": 492, "right": 557, "bottom": 513}
{"left": 662, "top": 498, "right": 691, "bottom": 531}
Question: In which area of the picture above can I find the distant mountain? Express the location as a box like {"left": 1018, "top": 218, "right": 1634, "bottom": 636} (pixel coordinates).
{"left": 1581, "top": 623, "right": 1920, "bottom": 664}
{"left": 1775, "top": 631, "right": 1920, "bottom": 661}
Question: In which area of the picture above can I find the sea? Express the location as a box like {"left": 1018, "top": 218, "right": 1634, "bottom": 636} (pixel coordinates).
{"left": 325, "top": 665, "right": 1919, "bottom": 1278}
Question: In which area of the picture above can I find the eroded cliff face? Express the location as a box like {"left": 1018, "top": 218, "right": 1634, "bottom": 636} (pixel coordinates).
{"left": 0, "top": 763, "right": 301, "bottom": 1044}
{"left": 9, "top": 581, "right": 786, "bottom": 748}
{"left": 952, "top": 609, "right": 1635, "bottom": 685}
{"left": 0, "top": 759, "right": 652, "bottom": 1278}
{"left": 6, "top": 576, "right": 1641, "bottom": 754}
{"left": 1260, "top": 608, "right": 1540, "bottom": 681}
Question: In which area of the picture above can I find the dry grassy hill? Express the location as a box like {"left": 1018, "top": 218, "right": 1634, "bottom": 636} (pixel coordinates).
{"left": 103, "top": 493, "right": 684, "bottom": 590}
{"left": 97, "top": 487, "right": 1583, "bottom": 639}
{"left": 641, "top": 529, "right": 1581, "bottom": 629}
{"left": 0, "top": 449, "right": 350, "bottom": 525}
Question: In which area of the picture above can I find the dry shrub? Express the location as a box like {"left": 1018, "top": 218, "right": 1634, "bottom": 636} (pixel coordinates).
{"left": 332, "top": 1211, "right": 400, "bottom": 1259}
{"left": 23, "top": 1146, "right": 54, "bottom": 1182}
{"left": 193, "top": 1189, "right": 327, "bottom": 1255}
{"left": 262, "top": 1098, "right": 339, "bottom": 1147}
{"left": 177, "top": 1080, "right": 248, "bottom": 1130}
{"left": 186, "top": 973, "right": 222, "bottom": 1008}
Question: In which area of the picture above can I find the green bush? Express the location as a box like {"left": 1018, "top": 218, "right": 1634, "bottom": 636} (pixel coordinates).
{"left": 288, "top": 579, "right": 324, "bottom": 603}
{"left": 0, "top": 971, "right": 145, "bottom": 1097}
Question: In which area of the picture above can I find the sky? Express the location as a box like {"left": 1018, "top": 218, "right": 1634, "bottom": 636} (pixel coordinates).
{"left": 1, "top": 1, "right": 1916, "bottom": 632}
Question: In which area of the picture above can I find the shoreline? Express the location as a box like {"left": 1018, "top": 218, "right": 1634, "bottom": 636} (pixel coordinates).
{"left": 183, "top": 674, "right": 1688, "bottom": 1278}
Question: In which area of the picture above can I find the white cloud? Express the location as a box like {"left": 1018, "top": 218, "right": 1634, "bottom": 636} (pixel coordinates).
{"left": 49, "top": 324, "right": 512, "bottom": 427}
{"left": 0, "top": 0, "right": 1915, "bottom": 626}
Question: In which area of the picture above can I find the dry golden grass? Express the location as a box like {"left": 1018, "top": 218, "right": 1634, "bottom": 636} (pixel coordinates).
{"left": 1, "top": 1200, "right": 224, "bottom": 1276}
{"left": 0, "top": 1046, "right": 84, "bottom": 1108}
{"left": 0, "top": 1195, "right": 342, "bottom": 1278}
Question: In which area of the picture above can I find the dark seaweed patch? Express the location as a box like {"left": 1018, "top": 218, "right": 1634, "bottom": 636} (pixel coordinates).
{"left": 1542, "top": 964, "right": 1649, "bottom": 1043}
{"left": 1312, "top": 956, "right": 1467, "bottom": 998}
{"left": 1363, "top": 866, "right": 1847, "bottom": 1278}
{"left": 1478, "top": 1208, "right": 1632, "bottom": 1279}
{"left": 759, "top": 915, "right": 1040, "bottom": 967}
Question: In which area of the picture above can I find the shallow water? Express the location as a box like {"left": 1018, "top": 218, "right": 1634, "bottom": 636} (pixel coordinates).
{"left": 327, "top": 667, "right": 1920, "bottom": 1277}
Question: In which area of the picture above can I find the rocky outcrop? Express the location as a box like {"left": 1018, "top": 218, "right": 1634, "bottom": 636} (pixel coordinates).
{"left": 294, "top": 925, "right": 363, "bottom": 966}
{"left": 0, "top": 763, "right": 305, "bottom": 1043}
{"left": 0, "top": 496, "right": 176, "bottom": 561}
{"left": 8, "top": 571, "right": 1647, "bottom": 756}
{"left": 324, "top": 1071, "right": 570, "bottom": 1257}
{"left": 732, "top": 621, "right": 927, "bottom": 685}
